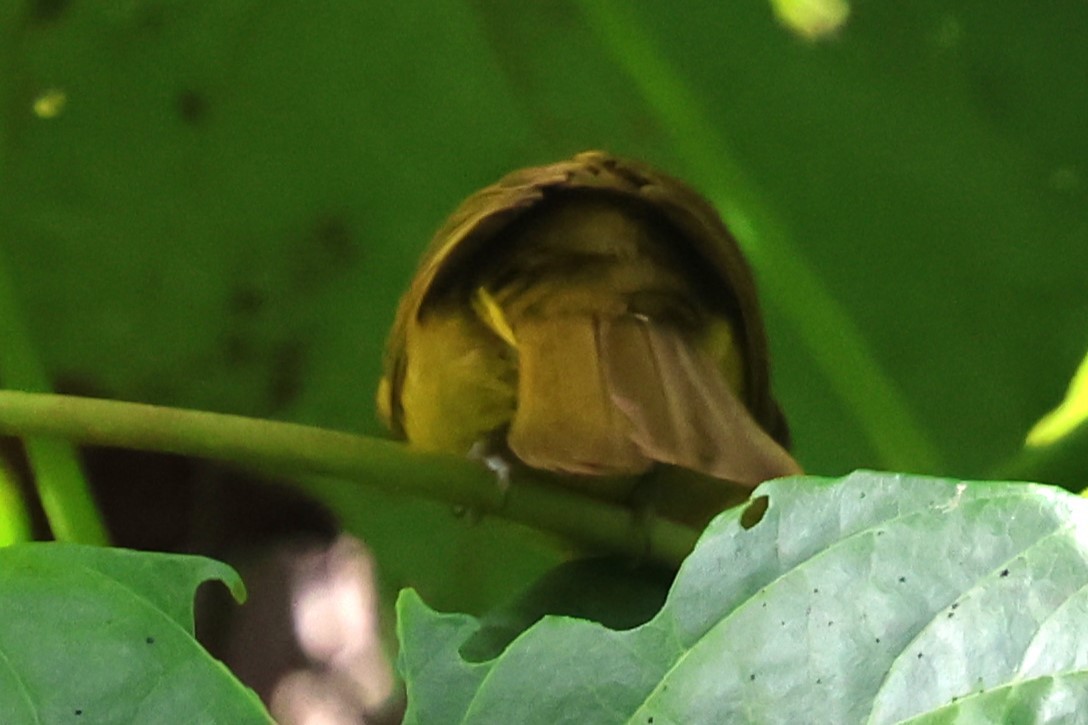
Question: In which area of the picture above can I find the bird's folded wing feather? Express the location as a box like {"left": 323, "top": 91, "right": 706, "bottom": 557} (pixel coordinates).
{"left": 602, "top": 316, "right": 801, "bottom": 486}
{"left": 508, "top": 313, "right": 800, "bottom": 487}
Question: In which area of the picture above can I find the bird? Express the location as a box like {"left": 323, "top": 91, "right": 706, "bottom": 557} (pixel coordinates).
{"left": 377, "top": 151, "right": 800, "bottom": 527}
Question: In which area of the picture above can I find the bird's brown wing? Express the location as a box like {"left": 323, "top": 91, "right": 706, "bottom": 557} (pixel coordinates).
{"left": 602, "top": 316, "right": 801, "bottom": 485}
{"left": 508, "top": 313, "right": 800, "bottom": 492}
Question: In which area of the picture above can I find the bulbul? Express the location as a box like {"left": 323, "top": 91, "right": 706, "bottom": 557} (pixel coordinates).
{"left": 378, "top": 151, "right": 800, "bottom": 527}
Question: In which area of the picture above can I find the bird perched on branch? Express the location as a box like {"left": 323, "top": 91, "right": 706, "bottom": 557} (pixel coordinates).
{"left": 378, "top": 151, "right": 800, "bottom": 527}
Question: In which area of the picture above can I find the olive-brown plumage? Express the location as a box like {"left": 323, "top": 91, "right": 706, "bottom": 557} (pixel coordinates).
{"left": 378, "top": 151, "right": 800, "bottom": 525}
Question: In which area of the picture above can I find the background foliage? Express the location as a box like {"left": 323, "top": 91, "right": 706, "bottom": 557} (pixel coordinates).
{"left": 2, "top": 0, "right": 1086, "bottom": 616}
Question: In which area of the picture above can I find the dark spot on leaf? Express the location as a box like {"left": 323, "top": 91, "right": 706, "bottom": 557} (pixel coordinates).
{"left": 267, "top": 341, "right": 306, "bottom": 410}
{"left": 27, "top": 0, "right": 70, "bottom": 23}
{"left": 1000, "top": 569, "right": 1009, "bottom": 577}
{"left": 289, "top": 215, "right": 359, "bottom": 293}
{"left": 740, "top": 495, "right": 768, "bottom": 529}
{"left": 750, "top": 673, "right": 756, "bottom": 681}
{"left": 176, "top": 90, "right": 208, "bottom": 125}
{"left": 813, "top": 588, "right": 819, "bottom": 594}
{"left": 951, "top": 602, "right": 959, "bottom": 610}
{"left": 860, "top": 492, "right": 866, "bottom": 498}
{"left": 828, "top": 621, "right": 833, "bottom": 627}
{"left": 917, "top": 652, "right": 924, "bottom": 659}
{"left": 947, "top": 612, "right": 954, "bottom": 619}
{"left": 816, "top": 678, "right": 822, "bottom": 685}
{"left": 228, "top": 287, "right": 265, "bottom": 317}
{"left": 648, "top": 719, "right": 653, "bottom": 724}
{"left": 313, "top": 217, "right": 356, "bottom": 267}
{"left": 74, "top": 710, "right": 82, "bottom": 716}
{"left": 899, "top": 576, "right": 906, "bottom": 583}
{"left": 875, "top": 638, "right": 881, "bottom": 643}
{"left": 780, "top": 621, "right": 786, "bottom": 626}
{"left": 223, "top": 333, "right": 257, "bottom": 365}
{"left": 876, "top": 530, "right": 884, "bottom": 536}
{"left": 137, "top": 5, "right": 167, "bottom": 32}
{"left": 146, "top": 636, "right": 155, "bottom": 644}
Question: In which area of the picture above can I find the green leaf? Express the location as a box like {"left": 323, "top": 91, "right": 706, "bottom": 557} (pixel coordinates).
{"left": 5, "top": 0, "right": 1088, "bottom": 612}
{"left": 398, "top": 472, "right": 1088, "bottom": 723}
{"left": 1, "top": 0, "right": 558, "bottom": 614}
{"left": 0, "top": 544, "right": 270, "bottom": 723}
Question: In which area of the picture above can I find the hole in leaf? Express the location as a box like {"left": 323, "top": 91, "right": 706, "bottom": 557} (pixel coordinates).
{"left": 740, "top": 495, "right": 769, "bottom": 529}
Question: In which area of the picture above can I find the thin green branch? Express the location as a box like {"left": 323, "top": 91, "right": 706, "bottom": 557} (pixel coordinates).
{"left": 579, "top": 1, "right": 941, "bottom": 473}
{"left": 991, "top": 419, "right": 1088, "bottom": 492}
{"left": 0, "top": 457, "right": 30, "bottom": 545}
{"left": 0, "top": 391, "right": 699, "bottom": 566}
{"left": 0, "top": 259, "right": 108, "bottom": 545}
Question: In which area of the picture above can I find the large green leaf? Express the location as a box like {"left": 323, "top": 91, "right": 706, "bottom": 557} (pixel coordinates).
{"left": 4, "top": 0, "right": 1087, "bottom": 609}
{"left": 0, "top": 544, "right": 270, "bottom": 723}
{"left": 398, "top": 472, "right": 1088, "bottom": 723}
{"left": 1, "top": 0, "right": 559, "bottom": 613}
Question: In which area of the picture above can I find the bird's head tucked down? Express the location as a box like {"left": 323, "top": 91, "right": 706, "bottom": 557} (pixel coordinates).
{"left": 378, "top": 151, "right": 800, "bottom": 527}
